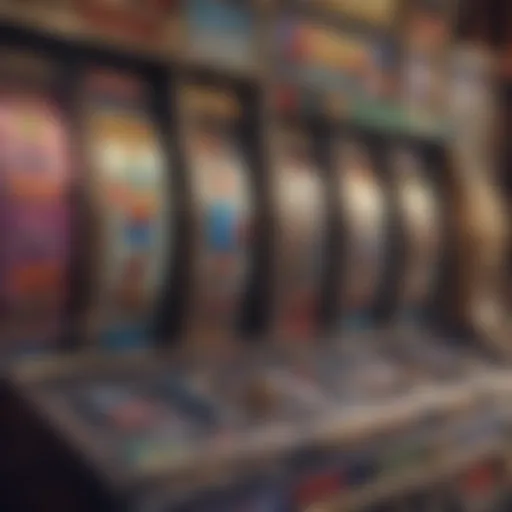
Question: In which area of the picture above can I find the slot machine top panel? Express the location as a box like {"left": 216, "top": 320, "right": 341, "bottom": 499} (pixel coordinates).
{"left": 83, "top": 67, "right": 170, "bottom": 351}
{"left": 275, "top": 16, "right": 395, "bottom": 101}
{"left": 181, "top": 0, "right": 260, "bottom": 75}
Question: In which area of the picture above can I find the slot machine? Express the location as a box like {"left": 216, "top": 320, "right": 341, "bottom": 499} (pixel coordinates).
{"left": 0, "top": 45, "right": 93, "bottom": 510}
{"left": 163, "top": 78, "right": 337, "bottom": 434}
{"left": 316, "top": 129, "right": 407, "bottom": 404}
{"left": 1, "top": 58, "right": 217, "bottom": 510}
{"left": 382, "top": 138, "right": 466, "bottom": 381}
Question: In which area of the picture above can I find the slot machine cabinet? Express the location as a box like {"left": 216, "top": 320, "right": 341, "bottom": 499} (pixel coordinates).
{"left": 166, "top": 81, "right": 338, "bottom": 430}
{"left": 0, "top": 46, "right": 118, "bottom": 511}
{"left": 316, "top": 128, "right": 408, "bottom": 403}
{"left": 0, "top": 57, "right": 207, "bottom": 512}
{"left": 382, "top": 137, "right": 468, "bottom": 381}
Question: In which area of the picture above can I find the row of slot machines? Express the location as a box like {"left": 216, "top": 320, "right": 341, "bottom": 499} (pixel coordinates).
{"left": 0, "top": 36, "right": 510, "bottom": 512}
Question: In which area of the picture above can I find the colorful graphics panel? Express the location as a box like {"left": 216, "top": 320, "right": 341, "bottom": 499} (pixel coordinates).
{"left": 277, "top": 18, "right": 370, "bottom": 92}
{"left": 274, "top": 129, "right": 326, "bottom": 340}
{"left": 0, "top": 92, "right": 71, "bottom": 354}
{"left": 336, "top": 139, "right": 386, "bottom": 328}
{"left": 276, "top": 17, "right": 397, "bottom": 108}
{"left": 183, "top": 0, "right": 257, "bottom": 71}
{"left": 183, "top": 86, "right": 253, "bottom": 342}
{"left": 85, "top": 69, "right": 169, "bottom": 350}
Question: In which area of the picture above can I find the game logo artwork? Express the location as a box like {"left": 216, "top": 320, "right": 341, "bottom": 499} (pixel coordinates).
{"left": 84, "top": 69, "right": 170, "bottom": 350}
{"left": 306, "top": 0, "right": 398, "bottom": 27}
{"left": 182, "top": 85, "right": 253, "bottom": 345}
{"left": 273, "top": 128, "right": 326, "bottom": 341}
{"left": 76, "top": 0, "right": 179, "bottom": 51}
{"left": 336, "top": 139, "right": 386, "bottom": 329}
{"left": 0, "top": 92, "right": 71, "bottom": 354}
{"left": 183, "top": 0, "right": 257, "bottom": 73}
{"left": 276, "top": 18, "right": 371, "bottom": 97}
{"left": 391, "top": 148, "right": 441, "bottom": 317}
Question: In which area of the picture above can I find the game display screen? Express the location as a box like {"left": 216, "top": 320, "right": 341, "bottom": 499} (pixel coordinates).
{"left": 273, "top": 127, "right": 326, "bottom": 341}
{"left": 0, "top": 87, "right": 71, "bottom": 354}
{"left": 391, "top": 147, "right": 441, "bottom": 316}
{"left": 182, "top": 85, "right": 253, "bottom": 343}
{"left": 84, "top": 69, "right": 170, "bottom": 350}
{"left": 335, "top": 138, "right": 386, "bottom": 329}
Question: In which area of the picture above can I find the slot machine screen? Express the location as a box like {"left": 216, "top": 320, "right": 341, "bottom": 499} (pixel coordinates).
{"left": 335, "top": 137, "right": 386, "bottom": 329}
{"left": 182, "top": 85, "right": 253, "bottom": 344}
{"left": 390, "top": 146, "right": 441, "bottom": 317}
{"left": 0, "top": 61, "right": 71, "bottom": 355}
{"left": 273, "top": 127, "right": 326, "bottom": 341}
{"left": 84, "top": 69, "right": 170, "bottom": 350}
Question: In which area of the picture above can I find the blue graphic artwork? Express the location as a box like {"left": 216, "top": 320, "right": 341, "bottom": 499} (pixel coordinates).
{"left": 342, "top": 312, "right": 372, "bottom": 331}
{"left": 186, "top": 0, "right": 252, "bottom": 34}
{"left": 207, "top": 202, "right": 238, "bottom": 252}
{"left": 100, "top": 322, "right": 148, "bottom": 351}
{"left": 125, "top": 219, "right": 152, "bottom": 249}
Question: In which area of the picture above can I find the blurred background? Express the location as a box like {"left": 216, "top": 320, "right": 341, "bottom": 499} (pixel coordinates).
{"left": 1, "top": 0, "right": 512, "bottom": 510}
